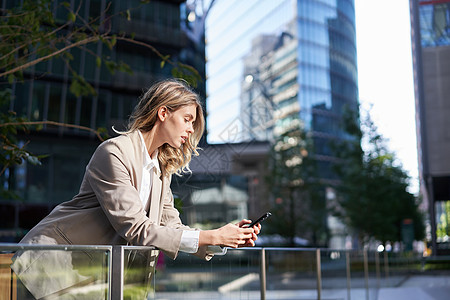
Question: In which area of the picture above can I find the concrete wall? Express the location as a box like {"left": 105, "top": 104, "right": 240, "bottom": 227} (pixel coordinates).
{"left": 422, "top": 47, "right": 450, "bottom": 176}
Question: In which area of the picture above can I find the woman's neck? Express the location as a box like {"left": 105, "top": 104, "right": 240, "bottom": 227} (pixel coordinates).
{"left": 141, "top": 127, "right": 162, "bottom": 157}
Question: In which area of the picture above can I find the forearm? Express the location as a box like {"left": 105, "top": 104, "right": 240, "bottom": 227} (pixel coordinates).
{"left": 199, "top": 229, "right": 219, "bottom": 247}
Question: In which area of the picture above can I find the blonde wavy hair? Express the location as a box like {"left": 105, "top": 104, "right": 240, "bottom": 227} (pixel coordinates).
{"left": 125, "top": 79, "right": 205, "bottom": 176}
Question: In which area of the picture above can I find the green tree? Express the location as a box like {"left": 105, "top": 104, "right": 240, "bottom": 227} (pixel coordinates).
{"left": 266, "top": 123, "right": 328, "bottom": 247}
{"left": 332, "top": 106, "right": 425, "bottom": 247}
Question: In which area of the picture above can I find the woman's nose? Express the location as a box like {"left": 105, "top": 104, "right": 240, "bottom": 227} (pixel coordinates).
{"left": 187, "top": 123, "right": 194, "bottom": 133}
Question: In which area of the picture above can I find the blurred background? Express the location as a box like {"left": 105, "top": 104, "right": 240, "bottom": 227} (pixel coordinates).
{"left": 1, "top": 0, "right": 449, "bottom": 257}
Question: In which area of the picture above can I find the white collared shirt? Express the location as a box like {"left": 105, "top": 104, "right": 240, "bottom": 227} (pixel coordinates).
{"left": 138, "top": 132, "right": 160, "bottom": 209}
{"left": 138, "top": 131, "right": 199, "bottom": 253}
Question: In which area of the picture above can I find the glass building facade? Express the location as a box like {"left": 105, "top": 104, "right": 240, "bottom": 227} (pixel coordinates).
{"left": 0, "top": 0, "right": 206, "bottom": 241}
{"left": 410, "top": 0, "right": 450, "bottom": 254}
{"left": 206, "top": 0, "right": 359, "bottom": 181}
{"left": 418, "top": 0, "right": 450, "bottom": 47}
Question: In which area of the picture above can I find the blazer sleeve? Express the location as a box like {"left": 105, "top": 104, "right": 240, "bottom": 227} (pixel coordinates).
{"left": 85, "top": 138, "right": 184, "bottom": 259}
{"left": 160, "top": 186, "right": 191, "bottom": 230}
{"left": 160, "top": 187, "right": 215, "bottom": 261}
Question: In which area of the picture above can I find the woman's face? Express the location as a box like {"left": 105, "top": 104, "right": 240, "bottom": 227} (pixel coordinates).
{"left": 161, "top": 104, "right": 197, "bottom": 148}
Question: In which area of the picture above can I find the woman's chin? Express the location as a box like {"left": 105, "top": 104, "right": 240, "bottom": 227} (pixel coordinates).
{"left": 168, "top": 141, "right": 182, "bottom": 149}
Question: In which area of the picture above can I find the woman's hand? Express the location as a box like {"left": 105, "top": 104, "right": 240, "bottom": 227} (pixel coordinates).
{"left": 199, "top": 222, "right": 258, "bottom": 248}
{"left": 237, "top": 219, "right": 261, "bottom": 247}
{"left": 237, "top": 219, "right": 261, "bottom": 234}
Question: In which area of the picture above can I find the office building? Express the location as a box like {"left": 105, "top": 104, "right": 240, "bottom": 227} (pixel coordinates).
{"left": 0, "top": 0, "right": 206, "bottom": 241}
{"left": 410, "top": 0, "right": 450, "bottom": 254}
{"left": 205, "top": 0, "right": 359, "bottom": 246}
{"left": 206, "top": 0, "right": 358, "bottom": 178}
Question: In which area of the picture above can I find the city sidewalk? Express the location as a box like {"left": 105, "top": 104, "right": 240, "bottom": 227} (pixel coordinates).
{"left": 377, "top": 274, "right": 450, "bottom": 300}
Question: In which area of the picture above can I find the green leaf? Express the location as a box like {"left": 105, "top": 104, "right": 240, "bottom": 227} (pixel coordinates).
{"left": 26, "top": 155, "right": 42, "bottom": 166}
{"left": 104, "top": 60, "right": 116, "bottom": 74}
{"left": 171, "top": 68, "right": 181, "bottom": 78}
{"left": 96, "top": 57, "right": 102, "bottom": 68}
{"left": 69, "top": 75, "right": 97, "bottom": 97}
{"left": 64, "top": 52, "right": 74, "bottom": 60}
{"left": 100, "top": 37, "right": 113, "bottom": 50}
{"left": 126, "top": 9, "right": 131, "bottom": 21}
{"left": 74, "top": 32, "right": 87, "bottom": 42}
{"left": 117, "top": 61, "right": 132, "bottom": 74}
{"left": 68, "top": 12, "right": 76, "bottom": 22}
{"left": 7, "top": 74, "right": 14, "bottom": 84}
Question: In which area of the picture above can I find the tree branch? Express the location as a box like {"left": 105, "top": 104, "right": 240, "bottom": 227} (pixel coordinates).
{"left": 0, "top": 121, "right": 105, "bottom": 141}
{"left": 115, "top": 36, "right": 201, "bottom": 78}
{"left": 0, "top": 35, "right": 102, "bottom": 78}
{"left": 0, "top": 22, "right": 70, "bottom": 62}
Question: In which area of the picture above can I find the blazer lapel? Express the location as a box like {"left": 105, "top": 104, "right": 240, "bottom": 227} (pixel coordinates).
{"left": 148, "top": 170, "right": 162, "bottom": 223}
{"left": 158, "top": 174, "right": 170, "bottom": 223}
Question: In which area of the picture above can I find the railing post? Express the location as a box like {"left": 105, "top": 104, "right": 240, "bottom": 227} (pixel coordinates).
{"left": 375, "top": 251, "right": 380, "bottom": 289}
{"left": 384, "top": 250, "right": 389, "bottom": 281}
{"left": 260, "top": 248, "right": 266, "bottom": 300}
{"left": 363, "top": 249, "right": 369, "bottom": 300}
{"left": 316, "top": 249, "right": 322, "bottom": 300}
{"left": 111, "top": 246, "right": 124, "bottom": 300}
{"left": 346, "top": 251, "right": 351, "bottom": 300}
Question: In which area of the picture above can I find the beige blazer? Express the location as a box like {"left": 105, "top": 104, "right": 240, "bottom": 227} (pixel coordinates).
{"left": 12, "top": 130, "right": 212, "bottom": 298}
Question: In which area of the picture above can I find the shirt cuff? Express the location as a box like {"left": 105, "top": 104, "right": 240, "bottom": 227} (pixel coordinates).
{"left": 180, "top": 230, "right": 200, "bottom": 253}
{"left": 206, "top": 246, "right": 227, "bottom": 255}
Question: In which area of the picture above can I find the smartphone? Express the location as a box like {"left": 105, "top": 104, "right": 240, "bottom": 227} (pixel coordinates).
{"left": 246, "top": 212, "right": 272, "bottom": 228}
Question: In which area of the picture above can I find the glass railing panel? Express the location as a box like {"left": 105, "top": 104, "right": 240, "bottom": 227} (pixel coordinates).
{"left": 347, "top": 250, "right": 370, "bottom": 300}
{"left": 423, "top": 255, "right": 450, "bottom": 274}
{"left": 0, "top": 244, "right": 111, "bottom": 300}
{"left": 122, "top": 246, "right": 159, "bottom": 300}
{"left": 5, "top": 244, "right": 449, "bottom": 299}
{"left": 319, "top": 249, "right": 351, "bottom": 300}
{"left": 385, "top": 251, "right": 419, "bottom": 286}
{"left": 377, "top": 250, "right": 394, "bottom": 288}
{"left": 366, "top": 250, "right": 382, "bottom": 300}
{"left": 151, "top": 248, "right": 262, "bottom": 300}
{"left": 264, "top": 248, "right": 318, "bottom": 300}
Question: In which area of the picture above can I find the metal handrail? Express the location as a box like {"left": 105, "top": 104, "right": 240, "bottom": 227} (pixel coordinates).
{"left": 0, "top": 243, "right": 112, "bottom": 251}
{"left": 2, "top": 244, "right": 450, "bottom": 299}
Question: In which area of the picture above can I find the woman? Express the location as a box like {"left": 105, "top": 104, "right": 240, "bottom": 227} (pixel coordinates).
{"left": 12, "top": 79, "right": 260, "bottom": 299}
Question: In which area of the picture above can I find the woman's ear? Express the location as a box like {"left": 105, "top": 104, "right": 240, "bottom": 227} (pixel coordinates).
{"left": 157, "top": 106, "right": 168, "bottom": 122}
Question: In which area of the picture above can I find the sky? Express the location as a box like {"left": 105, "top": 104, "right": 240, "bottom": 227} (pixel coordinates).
{"left": 354, "top": 0, "right": 419, "bottom": 194}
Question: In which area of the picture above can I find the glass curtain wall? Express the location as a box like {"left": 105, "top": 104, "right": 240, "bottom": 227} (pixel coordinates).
{"left": 205, "top": 0, "right": 358, "bottom": 180}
